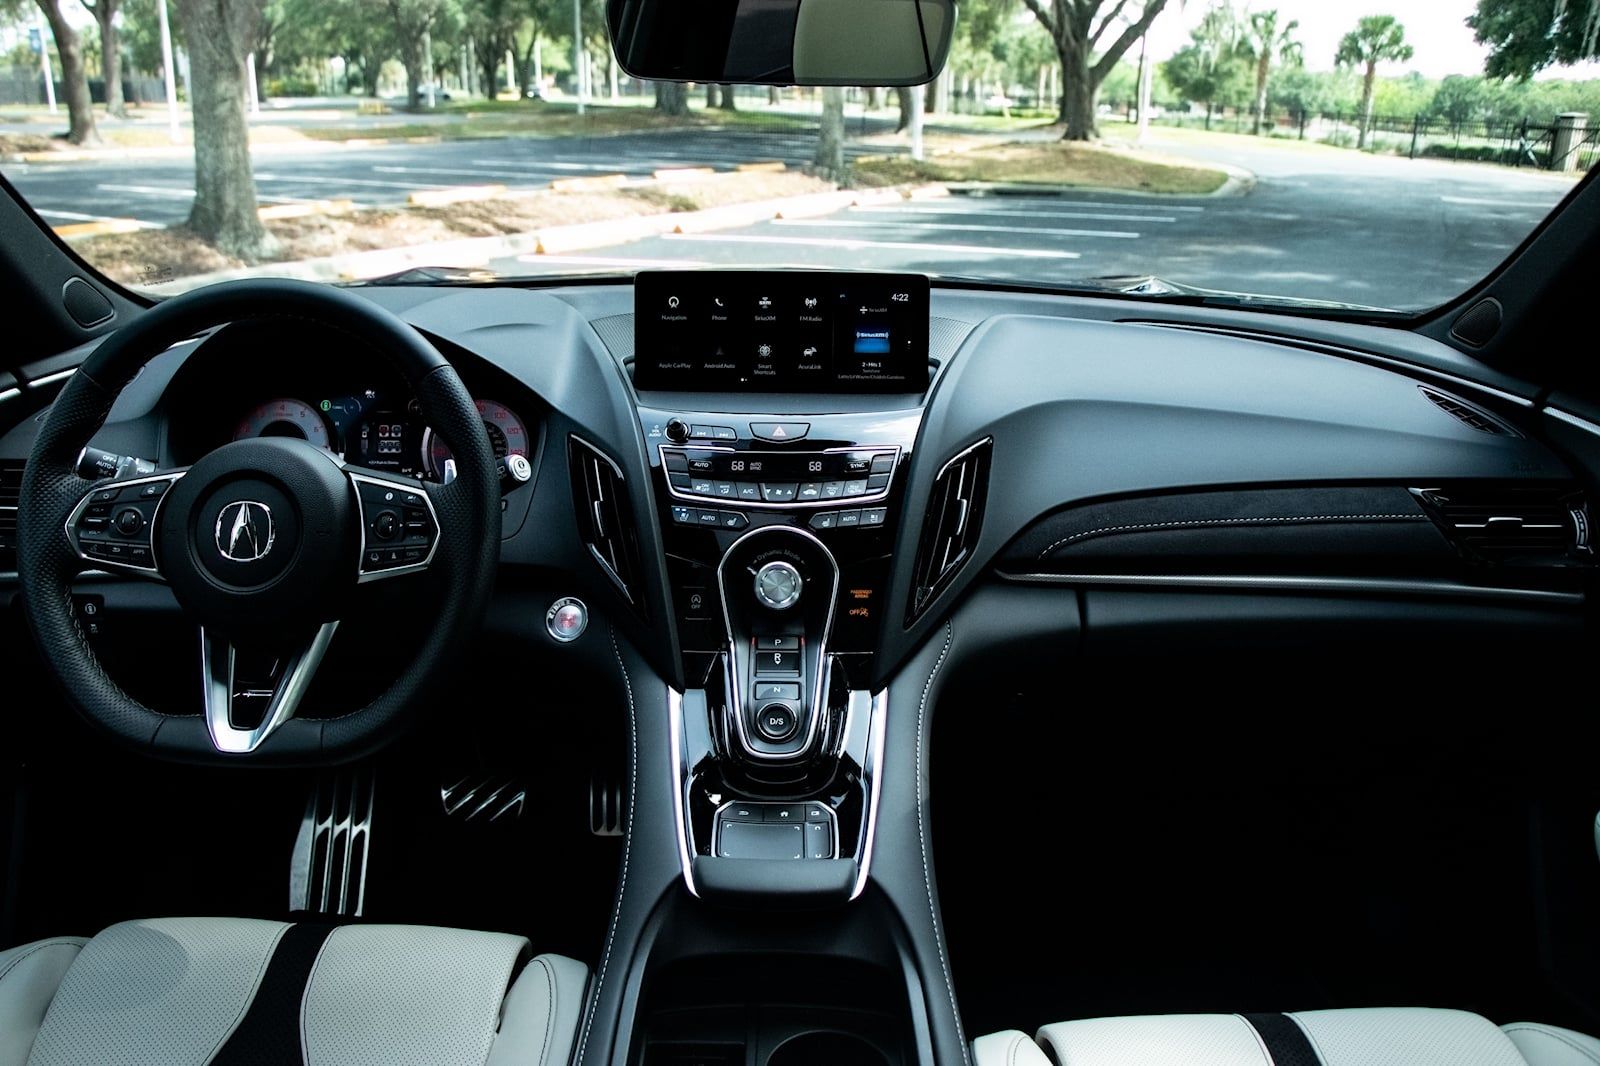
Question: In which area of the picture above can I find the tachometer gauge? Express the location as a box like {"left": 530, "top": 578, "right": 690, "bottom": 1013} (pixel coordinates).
{"left": 423, "top": 400, "right": 529, "bottom": 480}
{"left": 233, "top": 398, "right": 333, "bottom": 451}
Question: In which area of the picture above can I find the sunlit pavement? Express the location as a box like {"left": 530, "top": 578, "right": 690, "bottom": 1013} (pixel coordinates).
{"left": 493, "top": 132, "right": 1575, "bottom": 312}
{"left": 3, "top": 126, "right": 888, "bottom": 229}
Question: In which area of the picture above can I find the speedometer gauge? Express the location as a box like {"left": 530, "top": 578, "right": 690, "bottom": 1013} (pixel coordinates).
{"left": 423, "top": 400, "right": 528, "bottom": 480}
{"left": 234, "top": 399, "right": 333, "bottom": 451}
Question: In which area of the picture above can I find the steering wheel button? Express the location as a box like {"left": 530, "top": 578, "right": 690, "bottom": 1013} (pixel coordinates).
{"left": 114, "top": 508, "right": 144, "bottom": 536}
{"left": 91, "top": 488, "right": 121, "bottom": 503}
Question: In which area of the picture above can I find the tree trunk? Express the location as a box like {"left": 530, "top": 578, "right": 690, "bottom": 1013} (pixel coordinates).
{"left": 865, "top": 86, "right": 881, "bottom": 109}
{"left": 767, "top": 85, "right": 781, "bottom": 105}
{"left": 813, "top": 85, "right": 847, "bottom": 184}
{"left": 176, "top": 0, "right": 271, "bottom": 260}
{"left": 1253, "top": 55, "right": 1269, "bottom": 135}
{"left": 35, "top": 0, "right": 100, "bottom": 145}
{"left": 401, "top": 41, "right": 425, "bottom": 109}
{"left": 1358, "top": 64, "right": 1376, "bottom": 149}
{"left": 717, "top": 84, "right": 736, "bottom": 110}
{"left": 94, "top": 0, "right": 127, "bottom": 117}
{"left": 1057, "top": 35, "right": 1096, "bottom": 140}
{"left": 478, "top": 43, "right": 499, "bottom": 99}
{"left": 894, "top": 85, "right": 913, "bottom": 131}
{"left": 655, "top": 81, "right": 689, "bottom": 116}
{"left": 705, "top": 82, "right": 717, "bottom": 107}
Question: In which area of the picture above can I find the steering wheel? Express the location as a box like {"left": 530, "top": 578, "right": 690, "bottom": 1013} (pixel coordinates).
{"left": 16, "top": 279, "right": 500, "bottom": 763}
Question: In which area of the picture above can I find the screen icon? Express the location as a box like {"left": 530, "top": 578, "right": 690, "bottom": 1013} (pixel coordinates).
{"left": 667, "top": 295, "right": 680, "bottom": 309}
{"left": 757, "top": 296, "right": 773, "bottom": 310}
{"left": 803, "top": 296, "right": 818, "bottom": 309}
{"left": 713, "top": 297, "right": 725, "bottom": 308}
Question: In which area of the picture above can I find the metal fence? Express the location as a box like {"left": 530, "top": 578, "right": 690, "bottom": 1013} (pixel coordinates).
{"left": 1139, "top": 105, "right": 1597, "bottom": 172}
{"left": 0, "top": 68, "right": 167, "bottom": 108}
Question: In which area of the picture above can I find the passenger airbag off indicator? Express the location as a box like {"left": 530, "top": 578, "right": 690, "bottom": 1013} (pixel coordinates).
{"left": 545, "top": 596, "right": 589, "bottom": 643}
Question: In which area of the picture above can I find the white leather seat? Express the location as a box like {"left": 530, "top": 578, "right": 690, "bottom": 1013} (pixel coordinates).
{"left": 0, "top": 917, "right": 587, "bottom": 1066}
{"left": 974, "top": 1009, "right": 1600, "bottom": 1066}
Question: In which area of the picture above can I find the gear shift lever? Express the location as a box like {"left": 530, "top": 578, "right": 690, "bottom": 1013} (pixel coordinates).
{"left": 716, "top": 527, "right": 839, "bottom": 764}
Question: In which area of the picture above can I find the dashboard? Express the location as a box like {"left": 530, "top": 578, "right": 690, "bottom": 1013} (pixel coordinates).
{"left": 2, "top": 270, "right": 1595, "bottom": 693}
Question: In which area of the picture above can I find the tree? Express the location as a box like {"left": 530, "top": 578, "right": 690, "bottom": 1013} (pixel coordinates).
{"left": 1243, "top": 8, "right": 1299, "bottom": 134}
{"left": 465, "top": 0, "right": 519, "bottom": 97}
{"left": 1163, "top": 2, "right": 1249, "bottom": 128}
{"left": 174, "top": 0, "right": 272, "bottom": 259}
{"left": 1335, "top": 14, "right": 1413, "bottom": 149}
{"left": 81, "top": 0, "right": 126, "bottom": 117}
{"left": 1470, "top": 0, "right": 1600, "bottom": 79}
{"left": 813, "top": 86, "right": 847, "bottom": 183}
{"left": 1017, "top": 0, "right": 1171, "bottom": 139}
{"left": 654, "top": 80, "right": 688, "bottom": 116}
{"left": 384, "top": 0, "right": 449, "bottom": 108}
{"left": 34, "top": 0, "right": 100, "bottom": 144}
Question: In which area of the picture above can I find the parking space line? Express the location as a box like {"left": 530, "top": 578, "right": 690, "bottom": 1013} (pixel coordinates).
{"left": 254, "top": 173, "right": 443, "bottom": 191}
{"left": 663, "top": 232, "right": 1082, "bottom": 259}
{"left": 36, "top": 208, "right": 160, "bottom": 226}
{"left": 935, "top": 198, "right": 1207, "bottom": 212}
{"left": 850, "top": 205, "right": 1180, "bottom": 224}
{"left": 97, "top": 183, "right": 195, "bottom": 199}
{"left": 778, "top": 218, "right": 1139, "bottom": 239}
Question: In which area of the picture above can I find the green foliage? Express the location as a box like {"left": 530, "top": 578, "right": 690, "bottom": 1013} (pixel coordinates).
{"left": 1335, "top": 15, "right": 1414, "bottom": 73}
{"left": 1163, "top": 1, "right": 1253, "bottom": 112}
{"left": 1470, "top": 0, "right": 1600, "bottom": 79}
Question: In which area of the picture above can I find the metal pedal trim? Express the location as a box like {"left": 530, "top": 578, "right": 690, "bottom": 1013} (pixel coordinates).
{"left": 290, "top": 767, "right": 375, "bottom": 917}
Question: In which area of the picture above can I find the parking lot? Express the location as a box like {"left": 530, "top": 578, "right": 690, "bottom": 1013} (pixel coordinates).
{"left": 494, "top": 134, "right": 1574, "bottom": 310}
{"left": 5, "top": 123, "right": 1577, "bottom": 310}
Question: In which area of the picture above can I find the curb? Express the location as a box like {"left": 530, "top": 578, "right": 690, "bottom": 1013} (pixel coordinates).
{"left": 408, "top": 183, "right": 507, "bottom": 207}
{"left": 139, "top": 183, "right": 939, "bottom": 294}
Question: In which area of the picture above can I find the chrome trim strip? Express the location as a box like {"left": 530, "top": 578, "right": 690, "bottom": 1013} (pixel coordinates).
{"left": 657, "top": 443, "right": 901, "bottom": 509}
{"left": 1546, "top": 406, "right": 1600, "bottom": 436}
{"left": 997, "top": 571, "right": 1583, "bottom": 605}
{"left": 851, "top": 688, "right": 888, "bottom": 902}
{"left": 716, "top": 524, "right": 842, "bottom": 762}
{"left": 201, "top": 620, "right": 339, "bottom": 754}
{"left": 26, "top": 369, "right": 76, "bottom": 389}
{"left": 0, "top": 387, "right": 20, "bottom": 404}
{"left": 667, "top": 686, "right": 698, "bottom": 898}
{"left": 349, "top": 470, "right": 442, "bottom": 583}
{"left": 934, "top": 436, "right": 992, "bottom": 482}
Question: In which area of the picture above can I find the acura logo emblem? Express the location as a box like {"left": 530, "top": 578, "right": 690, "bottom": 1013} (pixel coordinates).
{"left": 215, "top": 500, "right": 275, "bottom": 562}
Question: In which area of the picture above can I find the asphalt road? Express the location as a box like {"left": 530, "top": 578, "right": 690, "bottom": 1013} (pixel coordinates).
{"left": 4, "top": 124, "right": 1578, "bottom": 310}
{"left": 3, "top": 126, "right": 881, "bottom": 227}
{"left": 491, "top": 132, "right": 1577, "bottom": 312}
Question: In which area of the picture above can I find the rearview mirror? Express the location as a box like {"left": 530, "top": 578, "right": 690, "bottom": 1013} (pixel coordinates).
{"left": 607, "top": 0, "right": 956, "bottom": 87}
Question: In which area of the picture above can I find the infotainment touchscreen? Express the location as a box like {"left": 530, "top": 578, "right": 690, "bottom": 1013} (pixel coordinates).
{"left": 633, "top": 271, "right": 929, "bottom": 393}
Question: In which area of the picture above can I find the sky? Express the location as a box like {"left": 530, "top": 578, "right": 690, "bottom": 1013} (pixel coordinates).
{"left": 1136, "top": 0, "right": 1599, "bottom": 81}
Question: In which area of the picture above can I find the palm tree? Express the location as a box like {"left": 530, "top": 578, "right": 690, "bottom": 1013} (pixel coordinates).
{"left": 1245, "top": 9, "right": 1301, "bottom": 136}
{"left": 1336, "top": 14, "right": 1414, "bottom": 149}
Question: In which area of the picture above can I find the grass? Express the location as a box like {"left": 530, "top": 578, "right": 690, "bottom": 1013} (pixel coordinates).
{"left": 71, "top": 169, "right": 836, "bottom": 287}
{"left": 299, "top": 99, "right": 816, "bottom": 143}
{"left": 854, "top": 140, "right": 1229, "bottom": 195}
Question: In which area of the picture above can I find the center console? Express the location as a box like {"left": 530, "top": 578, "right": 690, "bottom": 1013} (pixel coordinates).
{"left": 633, "top": 270, "right": 930, "bottom": 901}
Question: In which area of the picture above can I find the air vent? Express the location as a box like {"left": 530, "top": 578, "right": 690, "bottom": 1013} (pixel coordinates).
{"left": 569, "top": 436, "right": 643, "bottom": 609}
{"left": 1413, "top": 485, "right": 1588, "bottom": 564}
{"left": 1419, "top": 386, "right": 1519, "bottom": 437}
{"left": 0, "top": 459, "right": 20, "bottom": 571}
{"left": 908, "top": 439, "right": 991, "bottom": 623}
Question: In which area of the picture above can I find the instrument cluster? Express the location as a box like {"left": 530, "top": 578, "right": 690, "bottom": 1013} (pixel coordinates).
{"left": 231, "top": 392, "right": 528, "bottom": 482}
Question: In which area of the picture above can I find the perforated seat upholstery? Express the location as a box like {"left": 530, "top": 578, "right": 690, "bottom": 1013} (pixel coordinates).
{"left": 974, "top": 1009, "right": 1600, "bottom": 1066}
{"left": 0, "top": 918, "right": 587, "bottom": 1066}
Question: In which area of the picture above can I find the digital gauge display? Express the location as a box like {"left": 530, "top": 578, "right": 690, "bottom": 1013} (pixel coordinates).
{"left": 424, "top": 399, "right": 530, "bottom": 480}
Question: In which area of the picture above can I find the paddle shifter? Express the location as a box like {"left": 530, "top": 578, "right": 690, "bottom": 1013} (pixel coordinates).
{"left": 716, "top": 526, "right": 839, "bottom": 763}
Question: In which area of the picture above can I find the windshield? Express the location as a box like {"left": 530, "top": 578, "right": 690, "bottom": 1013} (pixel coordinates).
{"left": 2, "top": 0, "right": 1594, "bottom": 312}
